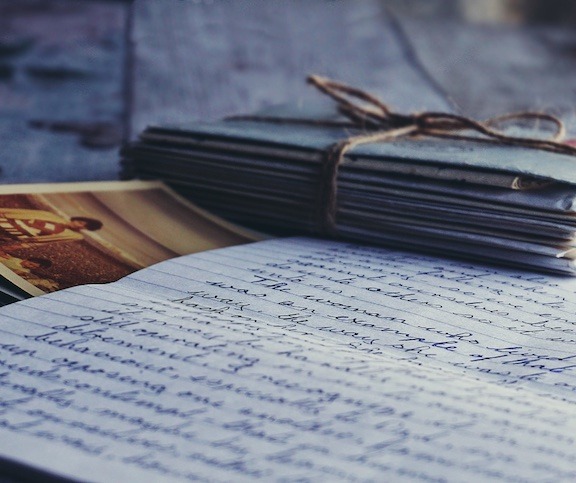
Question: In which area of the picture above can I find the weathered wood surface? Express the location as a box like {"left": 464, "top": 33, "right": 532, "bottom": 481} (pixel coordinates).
{"left": 3, "top": 1, "right": 576, "bottom": 186}
{"left": 131, "top": 0, "right": 576, "bottom": 137}
{"left": 0, "top": 0, "right": 128, "bottom": 184}
{"left": 130, "top": 0, "right": 452, "bottom": 135}
{"left": 397, "top": 16, "right": 576, "bottom": 129}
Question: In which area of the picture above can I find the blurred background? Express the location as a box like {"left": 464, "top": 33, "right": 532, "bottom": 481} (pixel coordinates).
{"left": 0, "top": 0, "right": 575, "bottom": 187}
{"left": 390, "top": 0, "right": 576, "bottom": 24}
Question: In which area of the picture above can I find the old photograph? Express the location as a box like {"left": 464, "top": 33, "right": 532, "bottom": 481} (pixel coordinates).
{"left": 0, "top": 180, "right": 259, "bottom": 295}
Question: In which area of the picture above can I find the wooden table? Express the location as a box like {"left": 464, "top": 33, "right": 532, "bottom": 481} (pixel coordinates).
{"left": 1, "top": 0, "right": 576, "bottom": 189}
{"left": 1, "top": 1, "right": 576, "bottom": 481}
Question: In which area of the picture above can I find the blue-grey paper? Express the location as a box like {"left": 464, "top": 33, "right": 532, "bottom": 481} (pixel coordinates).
{"left": 157, "top": 115, "right": 576, "bottom": 185}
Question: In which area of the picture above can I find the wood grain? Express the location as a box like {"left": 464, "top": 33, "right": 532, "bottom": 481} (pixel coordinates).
{"left": 132, "top": 0, "right": 576, "bottom": 139}
{"left": 390, "top": 12, "right": 576, "bottom": 134}
{"left": 0, "top": 0, "right": 128, "bottom": 184}
{"left": 130, "top": 0, "right": 451, "bottom": 136}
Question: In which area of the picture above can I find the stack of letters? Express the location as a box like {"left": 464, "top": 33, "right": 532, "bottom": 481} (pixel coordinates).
{"left": 123, "top": 107, "right": 576, "bottom": 274}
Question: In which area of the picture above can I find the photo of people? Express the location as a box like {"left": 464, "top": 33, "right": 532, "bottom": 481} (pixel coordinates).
{"left": 0, "top": 209, "right": 103, "bottom": 250}
{"left": 0, "top": 180, "right": 260, "bottom": 297}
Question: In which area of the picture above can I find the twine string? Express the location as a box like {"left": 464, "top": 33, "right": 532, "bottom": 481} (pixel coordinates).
{"left": 229, "top": 75, "right": 576, "bottom": 235}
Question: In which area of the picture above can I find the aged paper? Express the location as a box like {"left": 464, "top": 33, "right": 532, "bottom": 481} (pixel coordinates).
{"left": 0, "top": 180, "right": 260, "bottom": 297}
{"left": 1, "top": 238, "right": 576, "bottom": 481}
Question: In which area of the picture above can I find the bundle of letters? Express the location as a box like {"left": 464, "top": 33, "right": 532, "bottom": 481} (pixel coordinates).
{"left": 123, "top": 101, "right": 576, "bottom": 274}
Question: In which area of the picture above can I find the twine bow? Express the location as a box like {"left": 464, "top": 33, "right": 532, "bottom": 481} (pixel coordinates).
{"left": 232, "top": 75, "right": 576, "bottom": 235}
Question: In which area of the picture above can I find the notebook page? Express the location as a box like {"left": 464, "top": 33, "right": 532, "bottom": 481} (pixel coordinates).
{"left": 121, "top": 237, "right": 576, "bottom": 402}
{"left": 1, "top": 281, "right": 576, "bottom": 482}
{"left": 2, "top": 238, "right": 576, "bottom": 480}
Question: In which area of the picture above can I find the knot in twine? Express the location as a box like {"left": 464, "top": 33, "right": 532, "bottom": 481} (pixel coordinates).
{"left": 308, "top": 74, "right": 576, "bottom": 235}
{"left": 234, "top": 75, "right": 576, "bottom": 236}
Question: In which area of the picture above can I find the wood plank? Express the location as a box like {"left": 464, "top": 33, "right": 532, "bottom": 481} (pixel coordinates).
{"left": 392, "top": 13, "right": 576, "bottom": 135}
{"left": 130, "top": 0, "right": 451, "bottom": 136}
{"left": 132, "top": 0, "right": 576, "bottom": 140}
{"left": 0, "top": 0, "right": 128, "bottom": 184}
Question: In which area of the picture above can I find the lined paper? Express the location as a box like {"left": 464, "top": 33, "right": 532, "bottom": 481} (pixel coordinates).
{"left": 1, "top": 237, "right": 576, "bottom": 481}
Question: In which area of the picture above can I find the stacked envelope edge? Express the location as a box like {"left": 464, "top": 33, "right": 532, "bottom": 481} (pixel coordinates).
{"left": 122, "top": 118, "right": 576, "bottom": 274}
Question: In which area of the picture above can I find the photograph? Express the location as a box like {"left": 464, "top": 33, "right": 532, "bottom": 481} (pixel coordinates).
{"left": 0, "top": 180, "right": 260, "bottom": 296}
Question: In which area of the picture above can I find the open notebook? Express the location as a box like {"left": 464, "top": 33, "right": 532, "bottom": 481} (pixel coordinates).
{"left": 1, "top": 237, "right": 576, "bottom": 481}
